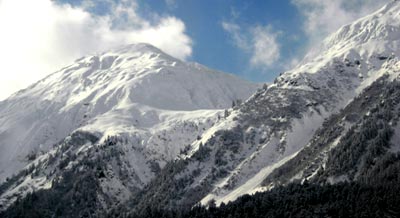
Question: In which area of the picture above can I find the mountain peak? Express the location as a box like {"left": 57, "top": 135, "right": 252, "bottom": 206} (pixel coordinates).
{"left": 0, "top": 43, "right": 259, "bottom": 182}
{"left": 324, "top": 0, "right": 400, "bottom": 55}
{"left": 299, "top": 1, "right": 400, "bottom": 65}
{"left": 109, "top": 43, "right": 169, "bottom": 57}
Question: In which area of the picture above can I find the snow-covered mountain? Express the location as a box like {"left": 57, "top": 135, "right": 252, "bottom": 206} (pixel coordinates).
{"left": 199, "top": 0, "right": 400, "bottom": 205}
{"left": 0, "top": 42, "right": 259, "bottom": 184}
{"left": 127, "top": 0, "right": 400, "bottom": 210}
{"left": 2, "top": 1, "right": 400, "bottom": 217}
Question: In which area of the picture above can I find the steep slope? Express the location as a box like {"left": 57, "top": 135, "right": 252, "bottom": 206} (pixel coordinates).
{"left": 2, "top": 1, "right": 400, "bottom": 217}
{"left": 199, "top": 0, "right": 400, "bottom": 205}
{"left": 0, "top": 43, "right": 258, "bottom": 184}
{"left": 126, "top": 1, "right": 400, "bottom": 211}
{"left": 122, "top": 75, "right": 400, "bottom": 218}
{"left": 3, "top": 76, "right": 400, "bottom": 217}
{"left": 262, "top": 74, "right": 400, "bottom": 187}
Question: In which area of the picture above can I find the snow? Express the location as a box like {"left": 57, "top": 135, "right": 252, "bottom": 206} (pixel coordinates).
{"left": 327, "top": 175, "right": 350, "bottom": 185}
{"left": 201, "top": 151, "right": 300, "bottom": 206}
{"left": 301, "top": 1, "right": 400, "bottom": 67}
{"left": 284, "top": 107, "right": 329, "bottom": 154}
{"left": 2, "top": 0, "right": 400, "bottom": 210}
{"left": 0, "top": 176, "right": 51, "bottom": 210}
{"left": 187, "top": 110, "right": 239, "bottom": 158}
{"left": 274, "top": 1, "right": 400, "bottom": 106}
{"left": 200, "top": 107, "right": 328, "bottom": 206}
{"left": 199, "top": 1, "right": 400, "bottom": 206}
{"left": 0, "top": 43, "right": 259, "bottom": 183}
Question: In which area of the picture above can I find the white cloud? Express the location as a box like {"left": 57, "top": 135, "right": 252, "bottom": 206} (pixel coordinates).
{"left": 222, "top": 22, "right": 280, "bottom": 69}
{"left": 0, "top": 0, "right": 192, "bottom": 100}
{"left": 292, "top": 0, "right": 390, "bottom": 41}
{"left": 221, "top": 22, "right": 249, "bottom": 50}
{"left": 250, "top": 26, "right": 281, "bottom": 68}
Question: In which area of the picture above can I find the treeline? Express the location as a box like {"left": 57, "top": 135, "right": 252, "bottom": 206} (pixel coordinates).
{"left": 321, "top": 79, "right": 400, "bottom": 181}
{"left": 130, "top": 182, "right": 400, "bottom": 218}
{"left": 3, "top": 179, "right": 400, "bottom": 218}
{"left": 0, "top": 161, "right": 102, "bottom": 218}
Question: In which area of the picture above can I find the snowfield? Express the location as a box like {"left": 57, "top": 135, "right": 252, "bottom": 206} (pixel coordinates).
{"left": 0, "top": 43, "right": 259, "bottom": 183}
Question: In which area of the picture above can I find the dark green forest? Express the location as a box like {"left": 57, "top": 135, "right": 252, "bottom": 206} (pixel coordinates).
{"left": 3, "top": 179, "right": 400, "bottom": 218}
{"left": 130, "top": 182, "right": 400, "bottom": 218}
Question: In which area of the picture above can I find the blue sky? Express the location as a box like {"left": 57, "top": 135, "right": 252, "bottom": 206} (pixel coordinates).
{"left": 58, "top": 0, "right": 388, "bottom": 82}
{"left": 145, "top": 0, "right": 306, "bottom": 82}
{"left": 0, "top": 0, "right": 390, "bottom": 100}
{"left": 60, "top": 0, "right": 307, "bottom": 82}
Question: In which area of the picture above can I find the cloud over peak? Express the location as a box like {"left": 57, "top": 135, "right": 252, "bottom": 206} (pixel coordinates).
{"left": 0, "top": 0, "right": 192, "bottom": 100}
{"left": 292, "top": 0, "right": 390, "bottom": 41}
{"left": 250, "top": 26, "right": 281, "bottom": 68}
{"left": 222, "top": 21, "right": 281, "bottom": 70}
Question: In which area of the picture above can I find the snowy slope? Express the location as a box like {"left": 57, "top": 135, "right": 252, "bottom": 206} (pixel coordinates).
{"left": 126, "top": 1, "right": 400, "bottom": 208}
{"left": 260, "top": 71, "right": 400, "bottom": 189}
{"left": 202, "top": 1, "right": 400, "bottom": 205}
{"left": 281, "top": 0, "right": 400, "bottom": 95}
{"left": 200, "top": 1, "right": 400, "bottom": 205}
{"left": 2, "top": 1, "right": 400, "bottom": 214}
{"left": 0, "top": 43, "right": 259, "bottom": 183}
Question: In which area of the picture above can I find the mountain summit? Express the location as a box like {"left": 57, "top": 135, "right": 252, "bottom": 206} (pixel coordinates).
{"left": 0, "top": 43, "right": 258, "bottom": 183}
{"left": 1, "top": 2, "right": 400, "bottom": 217}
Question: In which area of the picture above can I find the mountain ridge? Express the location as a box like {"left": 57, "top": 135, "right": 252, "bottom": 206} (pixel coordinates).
{"left": 0, "top": 42, "right": 259, "bottom": 184}
{"left": 1, "top": 1, "right": 400, "bottom": 217}
{"left": 124, "top": 1, "right": 400, "bottom": 209}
